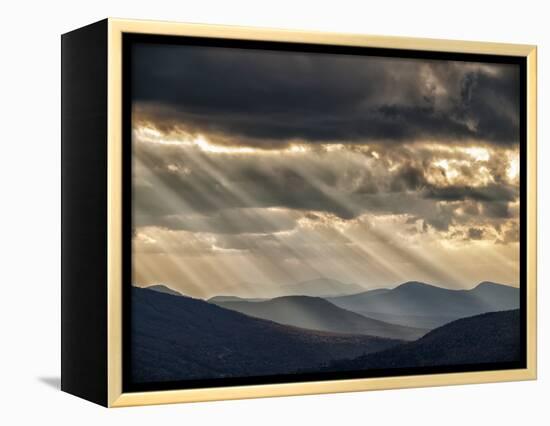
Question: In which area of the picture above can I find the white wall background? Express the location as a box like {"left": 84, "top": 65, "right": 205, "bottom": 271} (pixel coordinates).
{"left": 0, "top": 0, "right": 546, "bottom": 424}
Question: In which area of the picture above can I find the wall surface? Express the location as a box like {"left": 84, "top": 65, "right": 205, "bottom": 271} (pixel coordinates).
{"left": 0, "top": 0, "right": 547, "bottom": 424}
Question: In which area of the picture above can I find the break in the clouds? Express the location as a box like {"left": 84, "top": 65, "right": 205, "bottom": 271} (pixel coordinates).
{"left": 131, "top": 42, "right": 521, "bottom": 298}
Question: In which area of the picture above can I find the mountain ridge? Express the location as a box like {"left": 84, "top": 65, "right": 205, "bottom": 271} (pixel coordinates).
{"left": 212, "top": 294, "right": 426, "bottom": 340}
{"left": 208, "top": 295, "right": 266, "bottom": 303}
{"left": 143, "top": 284, "right": 183, "bottom": 297}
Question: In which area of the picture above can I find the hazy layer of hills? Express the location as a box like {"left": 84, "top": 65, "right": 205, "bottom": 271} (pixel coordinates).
{"left": 326, "top": 310, "right": 521, "bottom": 371}
{"left": 278, "top": 278, "right": 366, "bottom": 297}
{"left": 328, "top": 281, "right": 519, "bottom": 328}
{"left": 132, "top": 287, "right": 400, "bottom": 383}
{"left": 207, "top": 278, "right": 366, "bottom": 300}
{"left": 212, "top": 295, "right": 426, "bottom": 341}
{"left": 145, "top": 281, "right": 519, "bottom": 332}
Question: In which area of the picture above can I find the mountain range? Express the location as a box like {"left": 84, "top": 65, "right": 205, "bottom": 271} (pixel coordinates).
{"left": 132, "top": 280, "right": 522, "bottom": 383}
{"left": 144, "top": 281, "right": 519, "bottom": 331}
{"left": 327, "top": 281, "right": 519, "bottom": 328}
{"left": 212, "top": 295, "right": 426, "bottom": 340}
{"left": 131, "top": 287, "right": 400, "bottom": 383}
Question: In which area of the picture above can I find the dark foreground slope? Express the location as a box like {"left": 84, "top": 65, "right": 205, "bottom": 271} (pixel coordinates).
{"left": 214, "top": 296, "right": 426, "bottom": 340}
{"left": 328, "top": 310, "right": 521, "bottom": 371}
{"left": 131, "top": 288, "right": 400, "bottom": 383}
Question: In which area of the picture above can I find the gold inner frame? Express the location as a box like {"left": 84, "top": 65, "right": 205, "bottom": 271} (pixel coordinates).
{"left": 106, "top": 18, "right": 537, "bottom": 407}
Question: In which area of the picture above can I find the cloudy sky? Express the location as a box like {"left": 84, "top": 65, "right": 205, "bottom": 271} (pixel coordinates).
{"left": 131, "top": 42, "right": 520, "bottom": 298}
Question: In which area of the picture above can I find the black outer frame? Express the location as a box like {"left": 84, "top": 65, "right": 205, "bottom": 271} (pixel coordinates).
{"left": 121, "top": 34, "right": 528, "bottom": 394}
{"left": 61, "top": 19, "right": 109, "bottom": 406}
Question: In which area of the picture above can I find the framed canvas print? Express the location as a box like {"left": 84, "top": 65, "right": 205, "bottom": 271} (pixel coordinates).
{"left": 61, "top": 18, "right": 537, "bottom": 407}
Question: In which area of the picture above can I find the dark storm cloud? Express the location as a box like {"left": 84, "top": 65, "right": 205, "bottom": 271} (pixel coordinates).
{"left": 467, "top": 227, "right": 484, "bottom": 240}
{"left": 482, "top": 201, "right": 511, "bottom": 218}
{"left": 423, "top": 183, "right": 517, "bottom": 203}
{"left": 132, "top": 43, "right": 520, "bottom": 147}
{"left": 390, "top": 163, "right": 428, "bottom": 192}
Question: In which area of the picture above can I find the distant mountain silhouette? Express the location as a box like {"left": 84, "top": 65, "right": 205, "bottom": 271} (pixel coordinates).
{"left": 328, "top": 281, "right": 519, "bottom": 329}
{"left": 131, "top": 287, "right": 400, "bottom": 383}
{"left": 327, "top": 310, "right": 521, "bottom": 371}
{"left": 280, "top": 278, "right": 365, "bottom": 297}
{"left": 208, "top": 295, "right": 266, "bottom": 303}
{"left": 144, "top": 284, "right": 182, "bottom": 297}
{"left": 212, "top": 296, "right": 426, "bottom": 341}
{"left": 471, "top": 281, "right": 520, "bottom": 308}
